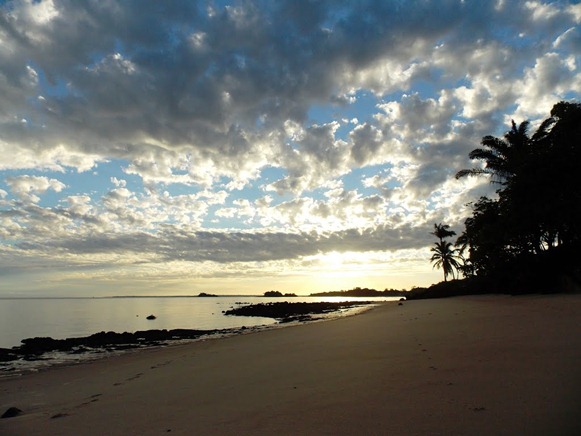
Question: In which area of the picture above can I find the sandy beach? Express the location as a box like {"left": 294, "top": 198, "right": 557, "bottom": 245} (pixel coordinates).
{"left": 1, "top": 294, "right": 580, "bottom": 435}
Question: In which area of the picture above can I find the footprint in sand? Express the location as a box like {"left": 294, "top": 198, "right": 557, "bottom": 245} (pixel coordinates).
{"left": 77, "top": 394, "right": 103, "bottom": 407}
{"left": 126, "top": 372, "right": 144, "bottom": 381}
{"left": 113, "top": 372, "right": 144, "bottom": 386}
{"left": 151, "top": 360, "right": 173, "bottom": 370}
{"left": 51, "top": 393, "right": 104, "bottom": 419}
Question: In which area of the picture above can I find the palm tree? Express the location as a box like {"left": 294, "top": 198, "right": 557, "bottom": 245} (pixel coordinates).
{"left": 455, "top": 120, "right": 531, "bottom": 184}
{"left": 431, "top": 223, "right": 456, "bottom": 244}
{"left": 430, "top": 240, "right": 462, "bottom": 281}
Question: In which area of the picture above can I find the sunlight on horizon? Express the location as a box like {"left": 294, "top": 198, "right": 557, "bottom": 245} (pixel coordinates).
{"left": 0, "top": 248, "right": 441, "bottom": 297}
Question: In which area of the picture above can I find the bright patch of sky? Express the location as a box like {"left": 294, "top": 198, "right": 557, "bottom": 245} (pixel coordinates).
{"left": 0, "top": 0, "right": 579, "bottom": 296}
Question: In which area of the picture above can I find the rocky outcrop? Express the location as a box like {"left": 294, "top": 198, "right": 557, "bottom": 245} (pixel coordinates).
{"left": 0, "top": 329, "right": 219, "bottom": 362}
{"left": 224, "top": 301, "right": 373, "bottom": 322}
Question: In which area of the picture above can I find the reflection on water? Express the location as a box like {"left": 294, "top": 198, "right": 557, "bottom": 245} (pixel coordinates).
{"left": 0, "top": 296, "right": 396, "bottom": 349}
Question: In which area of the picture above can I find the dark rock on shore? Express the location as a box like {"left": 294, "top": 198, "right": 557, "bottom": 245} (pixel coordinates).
{"left": 1, "top": 407, "right": 23, "bottom": 419}
{"left": 0, "top": 348, "right": 19, "bottom": 362}
{"left": 224, "top": 301, "right": 373, "bottom": 321}
{"left": 5, "top": 328, "right": 220, "bottom": 362}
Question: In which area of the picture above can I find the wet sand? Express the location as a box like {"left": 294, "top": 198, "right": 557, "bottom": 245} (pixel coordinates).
{"left": 1, "top": 294, "right": 580, "bottom": 435}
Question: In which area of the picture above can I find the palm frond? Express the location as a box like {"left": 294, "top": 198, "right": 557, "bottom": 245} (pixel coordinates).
{"left": 455, "top": 168, "right": 488, "bottom": 179}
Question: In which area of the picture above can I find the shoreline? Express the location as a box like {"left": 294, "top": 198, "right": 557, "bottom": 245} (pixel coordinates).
{"left": 0, "top": 296, "right": 393, "bottom": 350}
{"left": 0, "top": 301, "right": 379, "bottom": 377}
{"left": 1, "top": 294, "right": 580, "bottom": 435}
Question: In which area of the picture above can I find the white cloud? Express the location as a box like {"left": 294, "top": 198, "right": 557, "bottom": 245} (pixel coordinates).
{"left": 513, "top": 52, "right": 581, "bottom": 120}
{"left": 568, "top": 3, "right": 581, "bottom": 22}
{"left": 65, "top": 195, "right": 93, "bottom": 216}
{"left": 5, "top": 175, "right": 65, "bottom": 203}
{"left": 552, "top": 27, "right": 580, "bottom": 50}
{"left": 0, "top": 142, "right": 103, "bottom": 172}
{"left": 525, "top": 1, "right": 561, "bottom": 22}
{"left": 341, "top": 58, "right": 422, "bottom": 96}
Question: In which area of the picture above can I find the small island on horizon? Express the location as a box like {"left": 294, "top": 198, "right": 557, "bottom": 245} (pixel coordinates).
{"left": 263, "top": 290, "right": 297, "bottom": 297}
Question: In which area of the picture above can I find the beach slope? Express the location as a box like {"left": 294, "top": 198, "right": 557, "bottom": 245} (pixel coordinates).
{"left": 1, "top": 294, "right": 580, "bottom": 435}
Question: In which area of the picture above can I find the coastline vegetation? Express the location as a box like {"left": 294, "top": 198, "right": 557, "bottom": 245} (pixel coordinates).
{"left": 421, "top": 101, "right": 581, "bottom": 298}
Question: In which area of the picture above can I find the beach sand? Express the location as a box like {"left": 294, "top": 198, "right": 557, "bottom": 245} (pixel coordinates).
{"left": 1, "top": 294, "right": 580, "bottom": 435}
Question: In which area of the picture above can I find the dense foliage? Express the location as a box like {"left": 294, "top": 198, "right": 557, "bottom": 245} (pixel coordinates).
{"left": 455, "top": 101, "right": 581, "bottom": 293}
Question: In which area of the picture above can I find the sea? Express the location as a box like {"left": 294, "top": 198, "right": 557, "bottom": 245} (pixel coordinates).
{"left": 0, "top": 295, "right": 397, "bottom": 375}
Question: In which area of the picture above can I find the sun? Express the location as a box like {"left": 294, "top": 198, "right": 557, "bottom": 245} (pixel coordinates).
{"left": 304, "top": 251, "right": 378, "bottom": 277}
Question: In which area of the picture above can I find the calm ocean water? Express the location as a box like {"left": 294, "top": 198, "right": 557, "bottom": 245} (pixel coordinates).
{"left": 0, "top": 296, "right": 397, "bottom": 349}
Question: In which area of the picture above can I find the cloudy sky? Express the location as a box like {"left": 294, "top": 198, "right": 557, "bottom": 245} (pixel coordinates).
{"left": 0, "top": 0, "right": 580, "bottom": 297}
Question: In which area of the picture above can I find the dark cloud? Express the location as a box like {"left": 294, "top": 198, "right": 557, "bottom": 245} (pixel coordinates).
{"left": 14, "top": 222, "right": 431, "bottom": 264}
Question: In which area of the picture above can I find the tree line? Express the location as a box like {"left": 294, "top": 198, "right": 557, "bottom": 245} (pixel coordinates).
{"left": 430, "top": 101, "right": 581, "bottom": 294}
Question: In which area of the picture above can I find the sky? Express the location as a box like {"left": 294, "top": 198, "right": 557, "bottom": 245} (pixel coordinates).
{"left": 0, "top": 0, "right": 580, "bottom": 297}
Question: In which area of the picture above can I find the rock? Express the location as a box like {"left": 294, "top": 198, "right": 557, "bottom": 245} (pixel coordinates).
{"left": 146, "top": 314, "right": 156, "bottom": 320}
{"left": 0, "top": 348, "right": 19, "bottom": 362}
{"left": 224, "top": 301, "right": 374, "bottom": 321}
{"left": 19, "top": 337, "right": 63, "bottom": 354}
{"left": 9, "top": 328, "right": 216, "bottom": 361}
{"left": 1, "top": 407, "right": 23, "bottom": 419}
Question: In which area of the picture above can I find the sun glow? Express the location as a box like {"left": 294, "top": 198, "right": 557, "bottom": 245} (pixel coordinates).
{"left": 307, "top": 251, "right": 376, "bottom": 271}
{"left": 295, "top": 249, "right": 441, "bottom": 292}
{"left": 303, "top": 251, "right": 399, "bottom": 287}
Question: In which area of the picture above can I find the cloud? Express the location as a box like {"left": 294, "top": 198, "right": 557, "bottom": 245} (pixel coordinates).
{"left": 0, "top": 0, "right": 575, "bottom": 182}
{"left": 11, "top": 222, "right": 432, "bottom": 265}
{"left": 553, "top": 26, "right": 581, "bottom": 51}
{"left": 0, "top": 1, "right": 579, "bottom": 293}
{"left": 5, "top": 175, "right": 66, "bottom": 203}
{"left": 513, "top": 51, "right": 581, "bottom": 119}
{"left": 349, "top": 123, "right": 385, "bottom": 165}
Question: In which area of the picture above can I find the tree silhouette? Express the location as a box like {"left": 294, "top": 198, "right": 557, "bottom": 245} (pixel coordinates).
{"left": 456, "top": 197, "right": 507, "bottom": 276}
{"left": 430, "top": 223, "right": 460, "bottom": 282}
{"left": 456, "top": 101, "right": 581, "bottom": 291}
{"left": 431, "top": 223, "right": 456, "bottom": 244}
{"left": 455, "top": 120, "right": 531, "bottom": 184}
{"left": 430, "top": 240, "right": 462, "bottom": 282}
